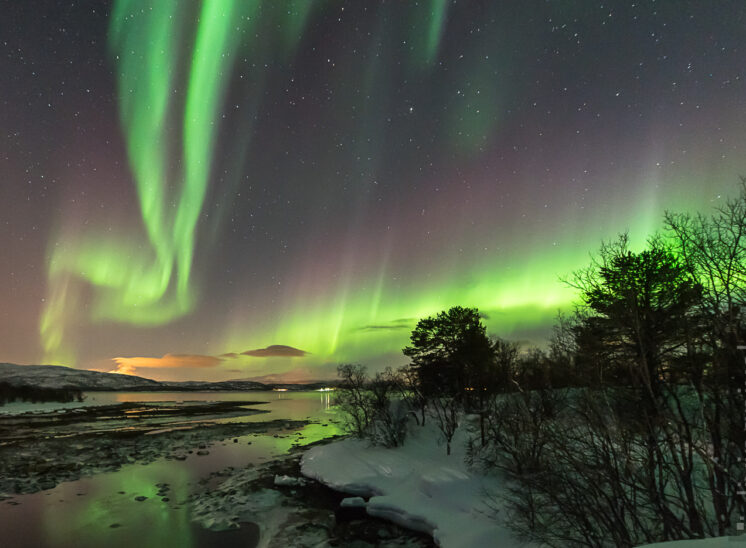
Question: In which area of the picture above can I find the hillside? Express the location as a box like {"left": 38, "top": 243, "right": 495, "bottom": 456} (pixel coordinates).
{"left": 0, "top": 363, "right": 161, "bottom": 390}
{"left": 0, "top": 363, "right": 336, "bottom": 392}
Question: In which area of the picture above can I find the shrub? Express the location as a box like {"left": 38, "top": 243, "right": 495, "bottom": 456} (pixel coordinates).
{"left": 334, "top": 364, "right": 408, "bottom": 447}
{"left": 334, "top": 364, "right": 374, "bottom": 438}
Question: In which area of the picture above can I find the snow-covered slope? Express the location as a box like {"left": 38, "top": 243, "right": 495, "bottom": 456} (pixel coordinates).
{"left": 0, "top": 363, "right": 325, "bottom": 392}
{"left": 301, "top": 418, "right": 740, "bottom": 548}
{"left": 301, "top": 419, "right": 534, "bottom": 548}
{"left": 0, "top": 362, "right": 161, "bottom": 390}
{"left": 638, "top": 538, "right": 736, "bottom": 547}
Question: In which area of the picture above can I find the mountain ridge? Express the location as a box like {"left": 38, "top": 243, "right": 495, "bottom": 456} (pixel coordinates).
{"left": 0, "top": 363, "right": 337, "bottom": 392}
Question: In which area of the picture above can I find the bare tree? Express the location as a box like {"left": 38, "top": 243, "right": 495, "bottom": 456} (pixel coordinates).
{"left": 334, "top": 363, "right": 374, "bottom": 437}
{"left": 490, "top": 200, "right": 746, "bottom": 545}
{"left": 368, "top": 368, "right": 408, "bottom": 448}
{"left": 665, "top": 180, "right": 746, "bottom": 534}
{"left": 396, "top": 363, "right": 428, "bottom": 426}
{"left": 430, "top": 395, "right": 460, "bottom": 456}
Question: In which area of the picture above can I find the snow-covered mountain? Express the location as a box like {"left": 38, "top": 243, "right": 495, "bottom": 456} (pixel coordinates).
{"left": 0, "top": 362, "right": 162, "bottom": 390}
{"left": 0, "top": 363, "right": 334, "bottom": 391}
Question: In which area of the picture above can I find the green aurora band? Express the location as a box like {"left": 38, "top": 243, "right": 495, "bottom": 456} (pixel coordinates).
{"left": 220, "top": 165, "right": 692, "bottom": 367}
{"left": 41, "top": 0, "right": 257, "bottom": 364}
{"left": 37, "top": 0, "right": 467, "bottom": 367}
{"left": 37, "top": 1, "right": 740, "bottom": 372}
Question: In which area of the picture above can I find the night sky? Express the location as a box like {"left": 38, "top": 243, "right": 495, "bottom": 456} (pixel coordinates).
{"left": 2, "top": 1, "right": 745, "bottom": 381}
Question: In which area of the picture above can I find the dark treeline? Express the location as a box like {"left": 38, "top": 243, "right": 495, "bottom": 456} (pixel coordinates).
{"left": 335, "top": 180, "right": 746, "bottom": 547}
{"left": 0, "top": 382, "right": 83, "bottom": 406}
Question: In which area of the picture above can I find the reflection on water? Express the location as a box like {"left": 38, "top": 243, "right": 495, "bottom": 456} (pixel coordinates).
{"left": 39, "top": 463, "right": 194, "bottom": 548}
{"left": 0, "top": 391, "right": 340, "bottom": 548}
{"left": 0, "top": 389, "right": 336, "bottom": 416}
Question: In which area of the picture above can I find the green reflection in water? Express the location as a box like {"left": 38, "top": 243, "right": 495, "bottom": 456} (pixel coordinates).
{"left": 41, "top": 461, "right": 194, "bottom": 548}
{"left": 32, "top": 392, "right": 339, "bottom": 547}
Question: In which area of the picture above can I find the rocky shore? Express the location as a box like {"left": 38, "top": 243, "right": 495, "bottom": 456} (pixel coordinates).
{"left": 189, "top": 440, "right": 435, "bottom": 547}
{"left": 0, "top": 400, "right": 435, "bottom": 547}
{"left": 0, "top": 400, "right": 294, "bottom": 495}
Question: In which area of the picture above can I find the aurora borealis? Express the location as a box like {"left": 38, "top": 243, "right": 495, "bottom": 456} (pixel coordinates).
{"left": 2, "top": 1, "right": 745, "bottom": 381}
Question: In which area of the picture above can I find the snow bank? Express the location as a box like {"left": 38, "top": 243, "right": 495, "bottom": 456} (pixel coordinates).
{"left": 300, "top": 418, "right": 743, "bottom": 547}
{"left": 340, "top": 496, "right": 366, "bottom": 508}
{"left": 638, "top": 538, "right": 741, "bottom": 547}
{"left": 300, "top": 421, "right": 532, "bottom": 547}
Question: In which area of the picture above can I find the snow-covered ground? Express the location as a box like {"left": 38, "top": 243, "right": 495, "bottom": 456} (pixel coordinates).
{"left": 301, "top": 416, "right": 740, "bottom": 548}
{"left": 0, "top": 362, "right": 161, "bottom": 390}
{"left": 639, "top": 538, "right": 740, "bottom": 547}
{"left": 301, "top": 418, "right": 534, "bottom": 547}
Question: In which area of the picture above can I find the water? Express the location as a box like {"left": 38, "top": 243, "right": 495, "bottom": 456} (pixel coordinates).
{"left": 0, "top": 389, "right": 336, "bottom": 416}
{"left": 0, "top": 391, "right": 340, "bottom": 548}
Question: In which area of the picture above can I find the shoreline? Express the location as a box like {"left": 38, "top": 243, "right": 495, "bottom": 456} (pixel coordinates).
{"left": 190, "top": 436, "right": 435, "bottom": 547}
{"left": 0, "top": 398, "right": 434, "bottom": 547}
{"left": 0, "top": 400, "right": 285, "bottom": 495}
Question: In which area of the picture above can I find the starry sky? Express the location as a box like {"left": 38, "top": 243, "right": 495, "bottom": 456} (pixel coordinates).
{"left": 1, "top": 1, "right": 745, "bottom": 382}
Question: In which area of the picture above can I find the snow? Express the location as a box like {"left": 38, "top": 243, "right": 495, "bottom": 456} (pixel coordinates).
{"left": 189, "top": 463, "right": 341, "bottom": 548}
{"left": 0, "top": 362, "right": 160, "bottom": 390}
{"left": 273, "top": 474, "right": 306, "bottom": 486}
{"left": 340, "top": 496, "right": 366, "bottom": 508}
{"left": 300, "top": 419, "right": 742, "bottom": 548}
{"left": 637, "top": 538, "right": 738, "bottom": 547}
{"left": 301, "top": 420, "right": 534, "bottom": 548}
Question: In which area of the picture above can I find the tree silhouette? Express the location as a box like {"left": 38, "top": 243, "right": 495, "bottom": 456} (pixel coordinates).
{"left": 571, "top": 234, "right": 702, "bottom": 397}
{"left": 403, "top": 306, "right": 494, "bottom": 399}
{"left": 403, "top": 305, "right": 499, "bottom": 446}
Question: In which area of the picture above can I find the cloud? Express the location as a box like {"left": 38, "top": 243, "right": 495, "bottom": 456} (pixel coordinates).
{"left": 355, "top": 318, "right": 414, "bottom": 332}
{"left": 241, "top": 345, "right": 308, "bottom": 358}
{"left": 109, "top": 345, "right": 309, "bottom": 377}
{"left": 111, "top": 353, "right": 222, "bottom": 375}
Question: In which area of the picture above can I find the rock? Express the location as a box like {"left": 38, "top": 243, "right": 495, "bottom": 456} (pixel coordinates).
{"left": 335, "top": 502, "right": 367, "bottom": 522}
{"left": 274, "top": 475, "right": 306, "bottom": 486}
{"left": 38, "top": 479, "right": 56, "bottom": 491}
{"left": 196, "top": 450, "right": 210, "bottom": 456}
